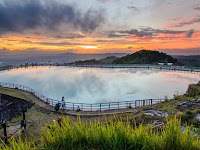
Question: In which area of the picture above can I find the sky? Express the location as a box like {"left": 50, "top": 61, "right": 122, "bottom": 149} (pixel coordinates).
{"left": 0, "top": 0, "right": 200, "bottom": 55}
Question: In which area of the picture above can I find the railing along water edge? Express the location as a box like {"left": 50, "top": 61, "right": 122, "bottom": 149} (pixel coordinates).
{"left": 0, "top": 65, "right": 199, "bottom": 112}
{"left": 0, "top": 81, "right": 166, "bottom": 112}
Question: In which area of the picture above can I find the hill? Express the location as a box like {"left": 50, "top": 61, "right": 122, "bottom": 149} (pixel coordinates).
{"left": 173, "top": 55, "right": 200, "bottom": 68}
{"left": 68, "top": 56, "right": 118, "bottom": 65}
{"left": 113, "top": 50, "right": 178, "bottom": 64}
{"left": 99, "top": 56, "right": 118, "bottom": 63}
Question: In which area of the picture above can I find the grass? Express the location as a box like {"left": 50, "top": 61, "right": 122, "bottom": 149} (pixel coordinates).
{"left": 0, "top": 88, "right": 31, "bottom": 101}
{"left": 1, "top": 116, "right": 200, "bottom": 150}
{"left": 0, "top": 86, "right": 200, "bottom": 149}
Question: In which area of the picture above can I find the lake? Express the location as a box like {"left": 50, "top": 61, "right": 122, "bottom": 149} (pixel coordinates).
{"left": 0, "top": 66, "right": 199, "bottom": 103}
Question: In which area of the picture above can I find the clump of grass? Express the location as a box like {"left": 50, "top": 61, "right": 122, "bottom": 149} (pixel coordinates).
{"left": 1, "top": 116, "right": 200, "bottom": 150}
{"left": 1, "top": 137, "right": 34, "bottom": 150}
{"left": 41, "top": 116, "right": 199, "bottom": 150}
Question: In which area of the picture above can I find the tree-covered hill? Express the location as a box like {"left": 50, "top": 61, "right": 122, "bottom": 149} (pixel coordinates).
{"left": 113, "top": 50, "right": 178, "bottom": 64}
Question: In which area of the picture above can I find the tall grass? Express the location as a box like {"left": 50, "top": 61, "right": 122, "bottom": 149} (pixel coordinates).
{"left": 1, "top": 116, "right": 200, "bottom": 150}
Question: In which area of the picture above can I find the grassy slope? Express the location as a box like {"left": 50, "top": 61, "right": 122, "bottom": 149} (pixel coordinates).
{"left": 0, "top": 88, "right": 68, "bottom": 140}
{"left": 0, "top": 88, "right": 31, "bottom": 101}
{"left": 1, "top": 84, "right": 200, "bottom": 149}
{"left": 113, "top": 50, "right": 177, "bottom": 64}
{"left": 1, "top": 117, "right": 200, "bottom": 150}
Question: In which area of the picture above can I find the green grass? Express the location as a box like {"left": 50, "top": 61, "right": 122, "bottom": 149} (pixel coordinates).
{"left": 0, "top": 88, "right": 31, "bottom": 101}
{"left": 1, "top": 116, "right": 199, "bottom": 150}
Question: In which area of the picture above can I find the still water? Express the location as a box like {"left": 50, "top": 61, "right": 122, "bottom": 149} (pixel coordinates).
{"left": 0, "top": 66, "right": 199, "bottom": 103}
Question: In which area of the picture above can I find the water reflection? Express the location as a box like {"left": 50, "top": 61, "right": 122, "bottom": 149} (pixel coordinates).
{"left": 0, "top": 66, "right": 199, "bottom": 103}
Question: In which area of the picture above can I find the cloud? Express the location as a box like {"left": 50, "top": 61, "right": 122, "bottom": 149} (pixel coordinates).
{"left": 127, "top": 47, "right": 132, "bottom": 49}
{"left": 186, "top": 29, "right": 194, "bottom": 38}
{"left": 127, "top": 6, "right": 138, "bottom": 11}
{"left": 95, "top": 39, "right": 117, "bottom": 43}
{"left": 21, "top": 40, "right": 81, "bottom": 46}
{"left": 97, "top": 0, "right": 113, "bottom": 3}
{"left": 0, "top": 0, "right": 104, "bottom": 35}
{"left": 108, "top": 27, "right": 185, "bottom": 38}
{"left": 161, "top": 47, "right": 200, "bottom": 55}
{"left": 54, "top": 33, "right": 85, "bottom": 39}
{"left": 193, "top": 6, "right": 200, "bottom": 11}
{"left": 165, "top": 15, "right": 200, "bottom": 28}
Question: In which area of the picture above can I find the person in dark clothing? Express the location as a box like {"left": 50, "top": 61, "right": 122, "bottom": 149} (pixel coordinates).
{"left": 61, "top": 97, "right": 65, "bottom": 111}
{"left": 20, "top": 120, "right": 26, "bottom": 131}
{"left": 54, "top": 102, "right": 61, "bottom": 111}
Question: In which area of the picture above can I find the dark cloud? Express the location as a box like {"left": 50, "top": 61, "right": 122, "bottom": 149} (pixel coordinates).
{"left": 193, "top": 6, "right": 200, "bottom": 11}
{"left": 38, "top": 42, "right": 80, "bottom": 46}
{"left": 120, "top": 29, "right": 153, "bottom": 37}
{"left": 165, "top": 15, "right": 200, "bottom": 28}
{"left": 0, "top": 0, "right": 104, "bottom": 35}
{"left": 186, "top": 29, "right": 194, "bottom": 38}
{"left": 54, "top": 33, "right": 85, "bottom": 39}
{"left": 95, "top": 39, "right": 117, "bottom": 43}
{"left": 21, "top": 40, "right": 81, "bottom": 46}
{"left": 127, "top": 47, "right": 132, "bottom": 49}
{"left": 140, "top": 27, "right": 185, "bottom": 34}
{"left": 108, "top": 27, "right": 185, "bottom": 38}
{"left": 127, "top": 6, "right": 138, "bottom": 11}
{"left": 108, "top": 31, "right": 129, "bottom": 38}
{"left": 97, "top": 0, "right": 113, "bottom": 3}
{"left": 161, "top": 47, "right": 200, "bottom": 55}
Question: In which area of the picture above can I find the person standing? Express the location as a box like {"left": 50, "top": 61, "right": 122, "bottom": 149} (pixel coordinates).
{"left": 61, "top": 96, "right": 65, "bottom": 111}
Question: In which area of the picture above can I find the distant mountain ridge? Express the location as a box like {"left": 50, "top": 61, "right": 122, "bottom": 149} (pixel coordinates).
{"left": 113, "top": 50, "right": 178, "bottom": 64}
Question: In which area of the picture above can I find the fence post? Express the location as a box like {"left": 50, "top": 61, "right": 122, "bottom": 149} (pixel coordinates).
{"left": 91, "top": 104, "right": 92, "bottom": 111}
{"left": 135, "top": 101, "right": 136, "bottom": 107}
{"left": 82, "top": 104, "right": 83, "bottom": 111}
{"left": 73, "top": 103, "right": 74, "bottom": 111}
{"left": 109, "top": 103, "right": 110, "bottom": 110}
{"left": 143, "top": 100, "right": 145, "bottom": 106}
{"left": 100, "top": 104, "right": 101, "bottom": 111}
{"left": 151, "top": 99, "right": 153, "bottom": 106}
{"left": 118, "top": 102, "right": 119, "bottom": 109}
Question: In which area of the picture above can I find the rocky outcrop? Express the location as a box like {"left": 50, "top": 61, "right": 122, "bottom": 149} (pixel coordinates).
{"left": 185, "top": 82, "right": 200, "bottom": 97}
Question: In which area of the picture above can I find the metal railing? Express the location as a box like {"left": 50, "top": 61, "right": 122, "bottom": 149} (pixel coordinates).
{"left": 1, "top": 65, "right": 198, "bottom": 112}
{"left": 0, "top": 82, "right": 165, "bottom": 112}
{"left": 1, "top": 65, "right": 200, "bottom": 73}
{"left": 65, "top": 64, "right": 200, "bottom": 73}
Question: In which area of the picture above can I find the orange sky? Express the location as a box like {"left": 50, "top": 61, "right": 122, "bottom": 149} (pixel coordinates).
{"left": 0, "top": 0, "right": 200, "bottom": 54}
{"left": 1, "top": 31, "right": 200, "bottom": 54}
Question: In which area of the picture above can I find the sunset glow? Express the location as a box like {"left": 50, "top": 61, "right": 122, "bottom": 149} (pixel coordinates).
{"left": 0, "top": 0, "right": 200, "bottom": 54}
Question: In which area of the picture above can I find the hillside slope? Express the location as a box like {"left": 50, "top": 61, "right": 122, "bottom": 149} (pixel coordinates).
{"left": 113, "top": 50, "right": 178, "bottom": 64}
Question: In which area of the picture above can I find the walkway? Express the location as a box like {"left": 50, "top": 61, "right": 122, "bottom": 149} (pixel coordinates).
{"left": 0, "top": 87, "right": 137, "bottom": 117}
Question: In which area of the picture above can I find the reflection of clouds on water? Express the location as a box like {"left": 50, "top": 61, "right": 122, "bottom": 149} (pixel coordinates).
{"left": 162, "top": 73, "right": 198, "bottom": 82}
{"left": 0, "top": 66, "right": 199, "bottom": 103}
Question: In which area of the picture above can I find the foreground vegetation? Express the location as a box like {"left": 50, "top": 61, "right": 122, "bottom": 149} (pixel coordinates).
{"left": 1, "top": 116, "right": 200, "bottom": 150}
{"left": 1, "top": 75, "right": 200, "bottom": 149}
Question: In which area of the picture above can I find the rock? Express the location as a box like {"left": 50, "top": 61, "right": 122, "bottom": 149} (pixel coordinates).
{"left": 144, "top": 110, "right": 169, "bottom": 117}
{"left": 177, "top": 102, "right": 193, "bottom": 111}
{"left": 153, "top": 120, "right": 163, "bottom": 125}
{"left": 195, "top": 114, "right": 200, "bottom": 121}
{"left": 180, "top": 102, "right": 193, "bottom": 108}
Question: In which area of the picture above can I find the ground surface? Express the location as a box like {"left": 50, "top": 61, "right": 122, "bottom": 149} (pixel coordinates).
{"left": 0, "top": 87, "right": 136, "bottom": 142}
{"left": 0, "top": 87, "right": 72, "bottom": 141}
{"left": 0, "top": 86, "right": 200, "bottom": 143}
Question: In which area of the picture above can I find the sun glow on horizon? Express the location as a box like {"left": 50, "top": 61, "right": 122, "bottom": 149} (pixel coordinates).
{"left": 79, "top": 45, "right": 98, "bottom": 49}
